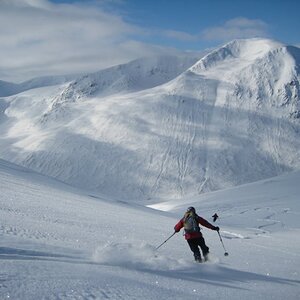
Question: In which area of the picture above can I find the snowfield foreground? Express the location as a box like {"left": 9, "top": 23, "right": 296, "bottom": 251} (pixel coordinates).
{"left": 0, "top": 159, "right": 299, "bottom": 299}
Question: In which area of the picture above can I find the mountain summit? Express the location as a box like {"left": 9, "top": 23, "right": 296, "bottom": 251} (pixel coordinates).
{"left": 0, "top": 38, "right": 299, "bottom": 202}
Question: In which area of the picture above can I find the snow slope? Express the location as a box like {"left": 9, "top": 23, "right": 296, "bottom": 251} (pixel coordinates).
{"left": 0, "top": 158, "right": 299, "bottom": 299}
{"left": 0, "top": 38, "right": 299, "bottom": 202}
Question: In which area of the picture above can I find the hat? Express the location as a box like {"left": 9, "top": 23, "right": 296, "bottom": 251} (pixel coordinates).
{"left": 187, "top": 206, "right": 196, "bottom": 213}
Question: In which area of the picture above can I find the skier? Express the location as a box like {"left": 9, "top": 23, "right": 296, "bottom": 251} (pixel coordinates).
{"left": 174, "top": 206, "right": 219, "bottom": 262}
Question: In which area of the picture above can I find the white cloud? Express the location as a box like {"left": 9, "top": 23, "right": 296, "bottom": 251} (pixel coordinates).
{"left": 0, "top": 2, "right": 271, "bottom": 82}
{"left": 162, "top": 30, "right": 198, "bottom": 42}
{"left": 0, "top": 0, "right": 167, "bottom": 82}
{"left": 158, "top": 17, "right": 269, "bottom": 45}
{"left": 202, "top": 17, "right": 269, "bottom": 41}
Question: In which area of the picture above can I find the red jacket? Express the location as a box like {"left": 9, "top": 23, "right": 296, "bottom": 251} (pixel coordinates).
{"left": 174, "top": 214, "right": 217, "bottom": 240}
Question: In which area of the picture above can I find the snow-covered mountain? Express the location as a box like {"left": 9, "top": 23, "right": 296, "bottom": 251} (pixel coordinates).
{"left": 0, "top": 74, "right": 78, "bottom": 97}
{"left": 0, "top": 80, "right": 18, "bottom": 97}
{"left": 0, "top": 38, "right": 299, "bottom": 202}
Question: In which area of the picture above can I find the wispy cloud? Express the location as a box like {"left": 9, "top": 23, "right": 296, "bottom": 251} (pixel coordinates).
{"left": 158, "top": 17, "right": 269, "bottom": 45}
{"left": 0, "top": 0, "right": 167, "bottom": 82}
{"left": 162, "top": 30, "right": 198, "bottom": 42}
{"left": 202, "top": 17, "right": 269, "bottom": 41}
{"left": 0, "top": 2, "right": 271, "bottom": 82}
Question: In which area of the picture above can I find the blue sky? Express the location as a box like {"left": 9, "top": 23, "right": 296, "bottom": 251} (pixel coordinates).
{"left": 50, "top": 0, "right": 300, "bottom": 49}
{"left": 1, "top": 0, "right": 299, "bottom": 81}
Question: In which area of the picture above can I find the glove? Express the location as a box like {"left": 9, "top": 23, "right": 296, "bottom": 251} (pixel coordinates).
{"left": 174, "top": 228, "right": 180, "bottom": 233}
{"left": 214, "top": 226, "right": 220, "bottom": 232}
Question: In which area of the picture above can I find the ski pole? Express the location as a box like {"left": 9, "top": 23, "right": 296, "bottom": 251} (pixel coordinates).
{"left": 217, "top": 231, "right": 229, "bottom": 256}
{"left": 155, "top": 232, "right": 176, "bottom": 250}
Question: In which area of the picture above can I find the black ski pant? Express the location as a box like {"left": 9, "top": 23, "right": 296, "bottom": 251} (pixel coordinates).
{"left": 187, "top": 237, "right": 209, "bottom": 260}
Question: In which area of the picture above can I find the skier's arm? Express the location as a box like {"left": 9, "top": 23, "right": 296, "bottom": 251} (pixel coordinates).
{"left": 174, "top": 219, "right": 184, "bottom": 232}
{"left": 198, "top": 216, "right": 219, "bottom": 231}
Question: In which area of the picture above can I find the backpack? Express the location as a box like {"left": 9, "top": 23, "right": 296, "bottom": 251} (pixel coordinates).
{"left": 183, "top": 212, "right": 200, "bottom": 234}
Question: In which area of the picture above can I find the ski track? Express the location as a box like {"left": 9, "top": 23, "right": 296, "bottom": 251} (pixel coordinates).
{"left": 1, "top": 164, "right": 300, "bottom": 299}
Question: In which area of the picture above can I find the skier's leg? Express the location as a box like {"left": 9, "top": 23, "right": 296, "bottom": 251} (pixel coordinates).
{"left": 187, "top": 239, "right": 201, "bottom": 261}
{"left": 198, "top": 237, "right": 210, "bottom": 260}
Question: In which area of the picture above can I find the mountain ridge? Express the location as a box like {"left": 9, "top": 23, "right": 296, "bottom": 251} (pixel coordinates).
{"left": 0, "top": 74, "right": 79, "bottom": 97}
